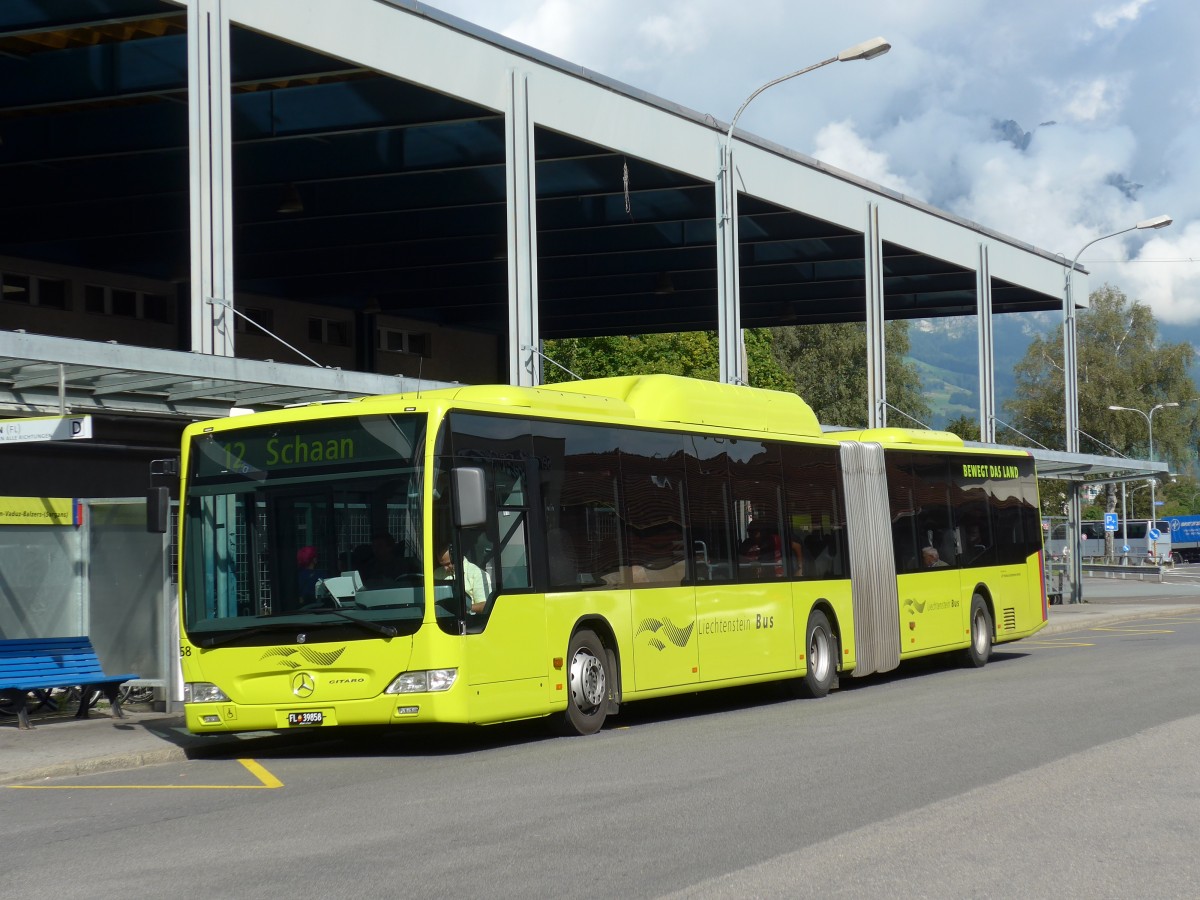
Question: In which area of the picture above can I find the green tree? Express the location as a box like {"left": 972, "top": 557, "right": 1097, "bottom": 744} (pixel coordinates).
{"left": 769, "top": 321, "right": 931, "bottom": 428}
{"left": 1004, "top": 284, "right": 1198, "bottom": 466}
{"left": 541, "top": 329, "right": 792, "bottom": 391}
{"left": 944, "top": 415, "right": 981, "bottom": 441}
{"left": 1005, "top": 284, "right": 1199, "bottom": 529}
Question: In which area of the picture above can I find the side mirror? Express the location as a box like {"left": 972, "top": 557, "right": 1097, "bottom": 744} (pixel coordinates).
{"left": 147, "top": 486, "right": 170, "bottom": 534}
{"left": 452, "top": 467, "right": 487, "bottom": 527}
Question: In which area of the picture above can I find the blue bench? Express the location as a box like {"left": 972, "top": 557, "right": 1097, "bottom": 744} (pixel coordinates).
{"left": 0, "top": 636, "right": 138, "bottom": 730}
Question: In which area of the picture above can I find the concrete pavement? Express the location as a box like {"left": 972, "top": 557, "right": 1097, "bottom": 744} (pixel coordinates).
{"left": 4, "top": 579, "right": 1199, "bottom": 786}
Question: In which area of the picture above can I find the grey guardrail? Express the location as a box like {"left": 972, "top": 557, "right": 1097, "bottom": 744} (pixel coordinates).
{"left": 1081, "top": 563, "right": 1165, "bottom": 581}
{"left": 1045, "top": 561, "right": 1167, "bottom": 589}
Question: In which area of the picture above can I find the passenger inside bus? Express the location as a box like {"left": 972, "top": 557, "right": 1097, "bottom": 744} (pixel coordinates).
{"left": 963, "top": 523, "right": 989, "bottom": 560}
{"left": 739, "top": 522, "right": 784, "bottom": 579}
{"left": 296, "top": 545, "right": 324, "bottom": 604}
{"left": 922, "top": 546, "right": 949, "bottom": 568}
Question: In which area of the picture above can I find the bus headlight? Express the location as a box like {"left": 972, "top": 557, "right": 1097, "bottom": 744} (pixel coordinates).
{"left": 385, "top": 669, "right": 457, "bottom": 694}
{"left": 184, "top": 682, "right": 230, "bottom": 703}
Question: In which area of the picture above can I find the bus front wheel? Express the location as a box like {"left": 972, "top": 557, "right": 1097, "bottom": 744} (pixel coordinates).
{"left": 797, "top": 610, "right": 835, "bottom": 698}
{"left": 961, "top": 594, "right": 993, "bottom": 668}
{"left": 558, "top": 629, "right": 610, "bottom": 736}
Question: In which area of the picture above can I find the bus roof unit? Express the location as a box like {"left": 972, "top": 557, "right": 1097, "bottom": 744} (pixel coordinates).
{"left": 836, "top": 427, "right": 966, "bottom": 449}
{"left": 553, "top": 375, "right": 822, "bottom": 437}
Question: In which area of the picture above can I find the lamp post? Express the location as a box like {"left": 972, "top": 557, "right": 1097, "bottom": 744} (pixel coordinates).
{"left": 1064, "top": 215, "right": 1171, "bottom": 453}
{"left": 717, "top": 36, "right": 891, "bottom": 385}
{"left": 1061, "top": 214, "right": 1172, "bottom": 600}
{"left": 1108, "top": 401, "right": 1179, "bottom": 539}
{"left": 1127, "top": 480, "right": 1154, "bottom": 518}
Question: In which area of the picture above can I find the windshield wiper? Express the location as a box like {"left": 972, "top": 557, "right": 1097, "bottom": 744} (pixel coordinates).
{"left": 195, "top": 622, "right": 303, "bottom": 649}
{"left": 315, "top": 609, "right": 398, "bottom": 638}
{"left": 194, "top": 610, "right": 396, "bottom": 647}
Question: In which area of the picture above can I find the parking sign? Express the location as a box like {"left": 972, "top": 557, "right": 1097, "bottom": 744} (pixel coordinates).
{"left": 1104, "top": 512, "right": 1118, "bottom": 532}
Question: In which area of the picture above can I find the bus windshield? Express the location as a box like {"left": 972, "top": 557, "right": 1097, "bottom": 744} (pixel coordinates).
{"left": 181, "top": 413, "right": 427, "bottom": 645}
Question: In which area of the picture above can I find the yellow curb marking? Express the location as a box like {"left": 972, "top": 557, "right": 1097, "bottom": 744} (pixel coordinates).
{"left": 1089, "top": 625, "right": 1174, "bottom": 635}
{"left": 5, "top": 758, "right": 283, "bottom": 790}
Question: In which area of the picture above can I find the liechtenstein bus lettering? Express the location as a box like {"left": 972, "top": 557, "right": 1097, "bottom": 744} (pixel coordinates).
{"left": 175, "top": 375, "right": 1048, "bottom": 736}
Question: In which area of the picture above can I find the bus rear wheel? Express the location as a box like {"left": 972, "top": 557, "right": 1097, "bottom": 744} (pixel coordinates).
{"left": 961, "top": 594, "right": 993, "bottom": 668}
{"left": 797, "top": 610, "right": 835, "bottom": 698}
{"left": 558, "top": 629, "right": 610, "bottom": 736}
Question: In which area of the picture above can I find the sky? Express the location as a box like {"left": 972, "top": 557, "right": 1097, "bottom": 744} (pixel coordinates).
{"left": 426, "top": 0, "right": 1200, "bottom": 329}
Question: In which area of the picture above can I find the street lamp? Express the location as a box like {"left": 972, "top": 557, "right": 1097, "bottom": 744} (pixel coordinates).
{"left": 1108, "top": 401, "right": 1179, "bottom": 530}
{"left": 1064, "top": 215, "right": 1171, "bottom": 453}
{"left": 716, "top": 36, "right": 891, "bottom": 385}
{"left": 1060, "top": 214, "right": 1171, "bottom": 601}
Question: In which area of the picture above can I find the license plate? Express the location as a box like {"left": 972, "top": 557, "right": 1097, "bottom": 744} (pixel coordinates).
{"left": 287, "top": 711, "right": 323, "bottom": 726}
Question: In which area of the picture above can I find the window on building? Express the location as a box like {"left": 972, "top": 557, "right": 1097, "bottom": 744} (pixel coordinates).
{"left": 1, "top": 272, "right": 30, "bottom": 304}
{"left": 309, "top": 316, "right": 351, "bottom": 346}
{"left": 378, "top": 327, "right": 431, "bottom": 357}
{"left": 36, "top": 277, "right": 68, "bottom": 310}
{"left": 83, "top": 283, "right": 174, "bottom": 322}
{"left": 1, "top": 272, "right": 69, "bottom": 309}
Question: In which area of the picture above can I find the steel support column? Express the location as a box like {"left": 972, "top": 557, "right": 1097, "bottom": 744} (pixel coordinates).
{"left": 506, "top": 70, "right": 540, "bottom": 386}
{"left": 976, "top": 244, "right": 997, "bottom": 442}
{"left": 716, "top": 141, "right": 743, "bottom": 385}
{"left": 865, "top": 203, "right": 887, "bottom": 428}
{"left": 187, "top": 0, "right": 234, "bottom": 357}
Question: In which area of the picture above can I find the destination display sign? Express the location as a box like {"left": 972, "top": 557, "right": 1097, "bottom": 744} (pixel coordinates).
{"left": 960, "top": 462, "right": 1021, "bottom": 480}
{"left": 191, "top": 414, "right": 424, "bottom": 482}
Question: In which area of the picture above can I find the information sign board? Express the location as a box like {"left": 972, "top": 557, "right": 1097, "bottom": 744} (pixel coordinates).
{"left": 0, "top": 415, "right": 93, "bottom": 445}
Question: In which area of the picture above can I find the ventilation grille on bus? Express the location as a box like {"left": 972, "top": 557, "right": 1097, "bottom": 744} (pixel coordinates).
{"left": 1003, "top": 607, "right": 1017, "bottom": 632}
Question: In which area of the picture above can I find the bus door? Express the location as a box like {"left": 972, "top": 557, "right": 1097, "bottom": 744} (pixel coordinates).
{"left": 955, "top": 460, "right": 1040, "bottom": 636}
{"left": 891, "top": 454, "right": 963, "bottom": 654}
{"left": 622, "top": 432, "right": 698, "bottom": 692}
{"left": 691, "top": 438, "right": 794, "bottom": 683}
{"left": 441, "top": 418, "right": 547, "bottom": 696}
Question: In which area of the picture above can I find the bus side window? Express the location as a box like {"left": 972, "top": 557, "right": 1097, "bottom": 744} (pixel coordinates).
{"left": 533, "top": 421, "right": 627, "bottom": 589}
{"left": 620, "top": 431, "right": 686, "bottom": 586}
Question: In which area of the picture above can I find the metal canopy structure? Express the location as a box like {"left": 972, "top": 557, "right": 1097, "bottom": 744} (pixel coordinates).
{"left": 0, "top": 0, "right": 1118, "bottom": 504}
{"left": 1019, "top": 448, "right": 1168, "bottom": 484}
{"left": 0, "top": 0, "right": 1064, "bottom": 349}
{"left": 0, "top": 332, "right": 419, "bottom": 418}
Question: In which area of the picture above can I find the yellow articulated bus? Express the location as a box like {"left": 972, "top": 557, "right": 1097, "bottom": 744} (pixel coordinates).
{"left": 176, "top": 374, "right": 1047, "bottom": 736}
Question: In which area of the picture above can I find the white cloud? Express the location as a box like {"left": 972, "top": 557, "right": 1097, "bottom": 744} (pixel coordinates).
{"left": 499, "top": 0, "right": 599, "bottom": 63}
{"left": 1093, "top": 0, "right": 1155, "bottom": 31}
{"left": 1112, "top": 224, "right": 1200, "bottom": 325}
{"left": 1037, "top": 75, "right": 1131, "bottom": 124}
{"left": 812, "top": 121, "right": 924, "bottom": 199}
{"left": 634, "top": 9, "right": 706, "bottom": 58}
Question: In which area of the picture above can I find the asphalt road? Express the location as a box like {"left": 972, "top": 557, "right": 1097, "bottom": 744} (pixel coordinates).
{"left": 5, "top": 608, "right": 1200, "bottom": 900}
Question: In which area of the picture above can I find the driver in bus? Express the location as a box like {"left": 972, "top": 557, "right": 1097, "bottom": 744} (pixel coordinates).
{"left": 434, "top": 543, "right": 489, "bottom": 614}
